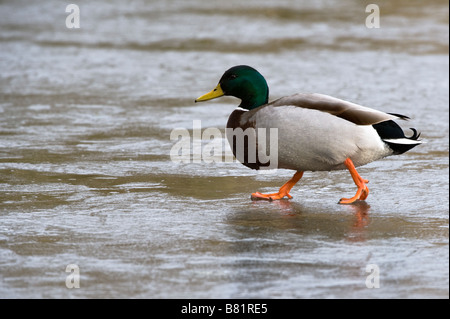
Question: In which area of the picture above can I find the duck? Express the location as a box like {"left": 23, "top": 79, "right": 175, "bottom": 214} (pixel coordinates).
{"left": 195, "top": 65, "right": 422, "bottom": 204}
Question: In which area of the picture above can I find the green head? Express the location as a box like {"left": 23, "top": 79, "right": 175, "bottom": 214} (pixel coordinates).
{"left": 195, "top": 65, "right": 269, "bottom": 110}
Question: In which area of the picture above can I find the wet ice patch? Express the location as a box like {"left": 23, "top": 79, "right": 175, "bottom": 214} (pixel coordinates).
{"left": 28, "top": 104, "right": 51, "bottom": 111}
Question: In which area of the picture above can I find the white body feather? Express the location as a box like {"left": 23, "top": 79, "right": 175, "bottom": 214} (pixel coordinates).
{"left": 241, "top": 104, "right": 392, "bottom": 171}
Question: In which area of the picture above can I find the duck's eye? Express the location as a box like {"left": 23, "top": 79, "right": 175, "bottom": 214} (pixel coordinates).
{"left": 229, "top": 74, "right": 238, "bottom": 80}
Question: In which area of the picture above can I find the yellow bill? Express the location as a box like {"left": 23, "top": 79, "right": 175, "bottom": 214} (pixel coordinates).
{"left": 195, "top": 84, "right": 224, "bottom": 102}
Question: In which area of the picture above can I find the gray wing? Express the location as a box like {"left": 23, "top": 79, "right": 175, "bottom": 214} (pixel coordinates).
{"left": 269, "top": 93, "right": 406, "bottom": 125}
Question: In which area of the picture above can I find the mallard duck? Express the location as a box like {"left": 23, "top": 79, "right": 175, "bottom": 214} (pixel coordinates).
{"left": 195, "top": 65, "right": 422, "bottom": 204}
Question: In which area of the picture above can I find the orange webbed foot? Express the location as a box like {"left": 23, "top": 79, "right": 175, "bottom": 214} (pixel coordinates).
{"left": 339, "top": 158, "right": 370, "bottom": 205}
{"left": 251, "top": 191, "right": 293, "bottom": 201}
{"left": 251, "top": 171, "right": 303, "bottom": 202}
{"left": 339, "top": 184, "right": 369, "bottom": 204}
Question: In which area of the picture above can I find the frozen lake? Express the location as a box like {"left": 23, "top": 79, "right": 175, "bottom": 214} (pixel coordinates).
{"left": 0, "top": 0, "right": 448, "bottom": 298}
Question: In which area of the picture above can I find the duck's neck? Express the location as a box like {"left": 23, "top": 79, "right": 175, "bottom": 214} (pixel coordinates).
{"left": 238, "top": 86, "right": 269, "bottom": 110}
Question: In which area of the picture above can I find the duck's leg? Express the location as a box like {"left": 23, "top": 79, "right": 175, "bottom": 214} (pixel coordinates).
{"left": 251, "top": 171, "right": 304, "bottom": 201}
{"left": 339, "top": 158, "right": 369, "bottom": 204}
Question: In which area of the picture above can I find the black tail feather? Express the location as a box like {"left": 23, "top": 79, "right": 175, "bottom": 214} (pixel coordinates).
{"left": 387, "top": 112, "right": 411, "bottom": 120}
{"left": 408, "top": 128, "right": 421, "bottom": 140}
{"left": 372, "top": 120, "right": 422, "bottom": 155}
{"left": 372, "top": 120, "right": 405, "bottom": 140}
